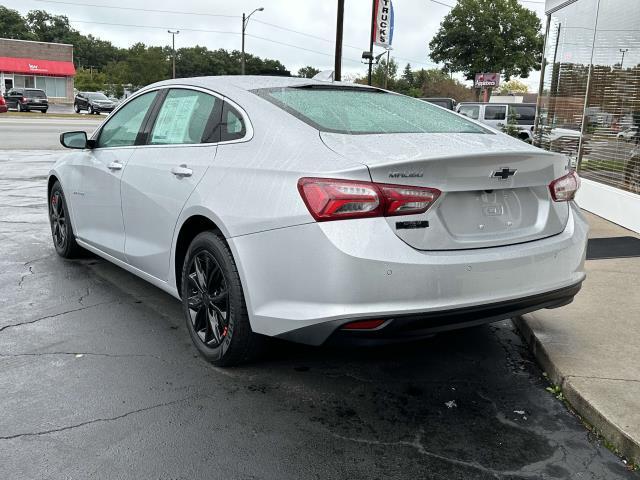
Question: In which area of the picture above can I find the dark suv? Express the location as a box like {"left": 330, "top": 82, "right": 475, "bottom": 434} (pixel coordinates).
{"left": 74, "top": 92, "right": 116, "bottom": 114}
{"left": 4, "top": 88, "right": 48, "bottom": 113}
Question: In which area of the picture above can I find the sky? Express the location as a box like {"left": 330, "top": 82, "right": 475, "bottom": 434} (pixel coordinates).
{"left": 3, "top": 0, "right": 547, "bottom": 90}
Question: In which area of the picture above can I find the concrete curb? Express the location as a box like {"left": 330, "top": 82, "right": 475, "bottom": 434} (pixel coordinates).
{"left": 514, "top": 316, "right": 640, "bottom": 466}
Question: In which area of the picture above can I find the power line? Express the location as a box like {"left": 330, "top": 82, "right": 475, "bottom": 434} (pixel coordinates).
{"left": 27, "top": 0, "right": 436, "bottom": 67}
{"left": 66, "top": 18, "right": 363, "bottom": 64}
{"left": 31, "top": 0, "right": 240, "bottom": 18}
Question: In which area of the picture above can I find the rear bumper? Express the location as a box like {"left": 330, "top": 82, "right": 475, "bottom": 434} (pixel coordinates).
{"left": 323, "top": 281, "right": 581, "bottom": 346}
{"left": 92, "top": 105, "right": 114, "bottom": 112}
{"left": 25, "top": 103, "right": 48, "bottom": 110}
{"left": 0, "top": 106, "right": 7, "bottom": 113}
{"left": 229, "top": 203, "right": 588, "bottom": 345}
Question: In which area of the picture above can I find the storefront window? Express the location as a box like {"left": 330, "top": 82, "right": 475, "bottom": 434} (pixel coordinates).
{"left": 579, "top": 0, "right": 640, "bottom": 194}
{"left": 535, "top": 0, "right": 640, "bottom": 195}
{"left": 534, "top": 0, "right": 598, "bottom": 162}
{"left": 12, "top": 75, "right": 66, "bottom": 98}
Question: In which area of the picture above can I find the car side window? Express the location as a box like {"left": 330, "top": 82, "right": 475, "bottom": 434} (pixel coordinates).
{"left": 220, "top": 103, "right": 247, "bottom": 142}
{"left": 149, "top": 89, "right": 220, "bottom": 145}
{"left": 484, "top": 106, "right": 506, "bottom": 121}
{"left": 458, "top": 105, "right": 479, "bottom": 120}
{"left": 97, "top": 91, "right": 158, "bottom": 148}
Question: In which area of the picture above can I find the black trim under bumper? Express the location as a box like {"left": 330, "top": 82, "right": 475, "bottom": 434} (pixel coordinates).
{"left": 277, "top": 282, "right": 583, "bottom": 347}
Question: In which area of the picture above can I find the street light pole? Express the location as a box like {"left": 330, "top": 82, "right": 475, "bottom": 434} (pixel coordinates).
{"left": 168, "top": 30, "right": 179, "bottom": 79}
{"left": 620, "top": 48, "right": 629, "bottom": 69}
{"left": 241, "top": 7, "right": 264, "bottom": 75}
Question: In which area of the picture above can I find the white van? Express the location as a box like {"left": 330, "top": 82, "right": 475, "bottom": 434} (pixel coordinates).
{"left": 457, "top": 102, "right": 536, "bottom": 142}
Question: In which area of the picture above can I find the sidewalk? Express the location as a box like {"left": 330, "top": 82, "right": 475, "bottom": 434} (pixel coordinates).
{"left": 515, "top": 211, "right": 640, "bottom": 466}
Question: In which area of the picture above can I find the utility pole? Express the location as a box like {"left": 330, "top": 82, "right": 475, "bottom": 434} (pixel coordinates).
{"left": 384, "top": 49, "right": 390, "bottom": 89}
{"left": 168, "top": 30, "right": 179, "bottom": 79}
{"left": 367, "top": 0, "right": 376, "bottom": 85}
{"left": 334, "top": 0, "right": 345, "bottom": 81}
{"left": 241, "top": 7, "right": 264, "bottom": 75}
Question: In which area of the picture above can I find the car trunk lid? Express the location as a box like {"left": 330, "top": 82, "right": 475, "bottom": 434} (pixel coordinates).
{"left": 320, "top": 132, "right": 571, "bottom": 250}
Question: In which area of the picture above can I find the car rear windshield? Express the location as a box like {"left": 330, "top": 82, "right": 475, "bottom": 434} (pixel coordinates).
{"left": 26, "top": 89, "right": 46, "bottom": 98}
{"left": 254, "top": 86, "right": 488, "bottom": 135}
{"left": 86, "top": 92, "right": 108, "bottom": 100}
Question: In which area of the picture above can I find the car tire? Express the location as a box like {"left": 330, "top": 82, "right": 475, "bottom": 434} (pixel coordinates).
{"left": 181, "top": 231, "right": 263, "bottom": 367}
{"left": 74, "top": 103, "right": 80, "bottom": 113}
{"left": 49, "top": 181, "right": 82, "bottom": 258}
{"left": 41, "top": 109, "right": 47, "bottom": 114}
{"left": 88, "top": 105, "right": 94, "bottom": 115}
{"left": 17, "top": 103, "right": 23, "bottom": 112}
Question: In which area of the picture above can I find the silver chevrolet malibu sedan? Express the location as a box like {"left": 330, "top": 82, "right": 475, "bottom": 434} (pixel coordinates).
{"left": 49, "top": 76, "right": 588, "bottom": 366}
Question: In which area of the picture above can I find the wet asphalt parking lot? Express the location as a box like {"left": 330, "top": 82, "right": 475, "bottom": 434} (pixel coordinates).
{"left": 0, "top": 121, "right": 638, "bottom": 479}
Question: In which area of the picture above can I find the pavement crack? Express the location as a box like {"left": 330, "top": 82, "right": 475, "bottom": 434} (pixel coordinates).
{"left": 17, "top": 266, "right": 34, "bottom": 289}
{"left": 0, "top": 301, "right": 116, "bottom": 333}
{"left": 327, "top": 430, "right": 539, "bottom": 479}
{"left": 0, "top": 396, "right": 195, "bottom": 441}
{"left": 0, "top": 351, "right": 166, "bottom": 362}
{"left": 78, "top": 287, "right": 91, "bottom": 305}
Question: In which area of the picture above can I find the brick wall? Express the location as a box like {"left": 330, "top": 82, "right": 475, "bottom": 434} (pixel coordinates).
{"left": 0, "top": 38, "right": 73, "bottom": 62}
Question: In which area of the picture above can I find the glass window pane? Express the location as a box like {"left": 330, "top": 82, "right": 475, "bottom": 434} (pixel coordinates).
{"left": 258, "top": 88, "right": 487, "bottom": 134}
{"left": 220, "top": 103, "right": 246, "bottom": 142}
{"left": 579, "top": 0, "right": 640, "bottom": 193}
{"left": 56, "top": 78, "right": 66, "bottom": 98}
{"left": 534, "top": 0, "right": 598, "bottom": 160}
{"left": 98, "top": 91, "right": 158, "bottom": 148}
{"left": 150, "top": 89, "right": 218, "bottom": 145}
{"left": 458, "top": 104, "right": 480, "bottom": 120}
{"left": 14, "top": 75, "right": 25, "bottom": 88}
{"left": 485, "top": 106, "right": 506, "bottom": 120}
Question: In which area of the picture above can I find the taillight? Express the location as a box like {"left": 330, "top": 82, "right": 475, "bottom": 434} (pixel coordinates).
{"left": 549, "top": 171, "right": 580, "bottom": 202}
{"left": 297, "top": 177, "right": 440, "bottom": 222}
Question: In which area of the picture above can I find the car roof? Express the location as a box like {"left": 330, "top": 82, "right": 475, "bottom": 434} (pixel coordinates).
{"left": 144, "top": 75, "right": 376, "bottom": 99}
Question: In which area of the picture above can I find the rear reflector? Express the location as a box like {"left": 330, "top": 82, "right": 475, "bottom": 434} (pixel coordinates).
{"left": 341, "top": 319, "right": 386, "bottom": 330}
{"left": 298, "top": 177, "right": 440, "bottom": 222}
{"left": 549, "top": 171, "right": 580, "bottom": 202}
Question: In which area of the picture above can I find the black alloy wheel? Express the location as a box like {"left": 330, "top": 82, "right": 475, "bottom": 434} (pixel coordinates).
{"left": 186, "top": 250, "right": 230, "bottom": 348}
{"left": 49, "top": 181, "right": 82, "bottom": 258}
{"left": 74, "top": 103, "right": 80, "bottom": 113}
{"left": 181, "top": 232, "right": 262, "bottom": 366}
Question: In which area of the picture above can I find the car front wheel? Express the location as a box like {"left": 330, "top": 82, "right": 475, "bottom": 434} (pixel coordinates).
{"left": 49, "top": 181, "right": 82, "bottom": 258}
{"left": 74, "top": 103, "right": 80, "bottom": 113}
{"left": 181, "top": 232, "right": 262, "bottom": 366}
{"left": 88, "top": 105, "right": 94, "bottom": 114}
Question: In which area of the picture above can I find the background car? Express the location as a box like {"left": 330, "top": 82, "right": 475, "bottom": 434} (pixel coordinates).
{"left": 74, "top": 91, "right": 116, "bottom": 114}
{"left": 457, "top": 102, "right": 536, "bottom": 142}
{"left": 3, "top": 88, "right": 48, "bottom": 113}
{"left": 0, "top": 95, "right": 7, "bottom": 113}
{"left": 49, "top": 76, "right": 587, "bottom": 366}
{"left": 617, "top": 126, "right": 638, "bottom": 142}
{"left": 420, "top": 97, "right": 457, "bottom": 110}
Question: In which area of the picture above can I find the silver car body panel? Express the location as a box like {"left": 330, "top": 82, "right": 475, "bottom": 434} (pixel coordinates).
{"left": 49, "top": 76, "right": 588, "bottom": 343}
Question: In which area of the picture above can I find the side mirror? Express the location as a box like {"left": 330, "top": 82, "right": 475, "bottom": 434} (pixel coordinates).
{"left": 60, "top": 131, "right": 93, "bottom": 149}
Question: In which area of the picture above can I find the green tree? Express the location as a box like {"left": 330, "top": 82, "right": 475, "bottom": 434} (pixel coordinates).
{"left": 74, "top": 68, "right": 107, "bottom": 92}
{"left": 401, "top": 63, "right": 414, "bottom": 87}
{"left": 428, "top": 0, "right": 543, "bottom": 81}
{"left": 371, "top": 57, "right": 399, "bottom": 89}
{"left": 0, "top": 6, "right": 36, "bottom": 40}
{"left": 125, "top": 43, "right": 170, "bottom": 89}
{"left": 418, "top": 69, "right": 476, "bottom": 100}
{"left": 298, "top": 66, "right": 321, "bottom": 78}
{"left": 495, "top": 79, "right": 529, "bottom": 94}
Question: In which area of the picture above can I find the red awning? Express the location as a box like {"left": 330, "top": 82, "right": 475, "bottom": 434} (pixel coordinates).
{"left": 0, "top": 57, "right": 76, "bottom": 76}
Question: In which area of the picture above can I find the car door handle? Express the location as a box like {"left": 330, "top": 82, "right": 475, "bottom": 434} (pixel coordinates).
{"left": 107, "top": 161, "right": 123, "bottom": 171}
{"left": 171, "top": 165, "right": 193, "bottom": 178}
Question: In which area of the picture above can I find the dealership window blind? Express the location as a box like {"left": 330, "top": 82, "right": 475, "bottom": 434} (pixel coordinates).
{"left": 534, "top": 0, "right": 598, "bottom": 160}
{"left": 578, "top": 0, "right": 640, "bottom": 194}
{"left": 535, "top": 0, "right": 640, "bottom": 195}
